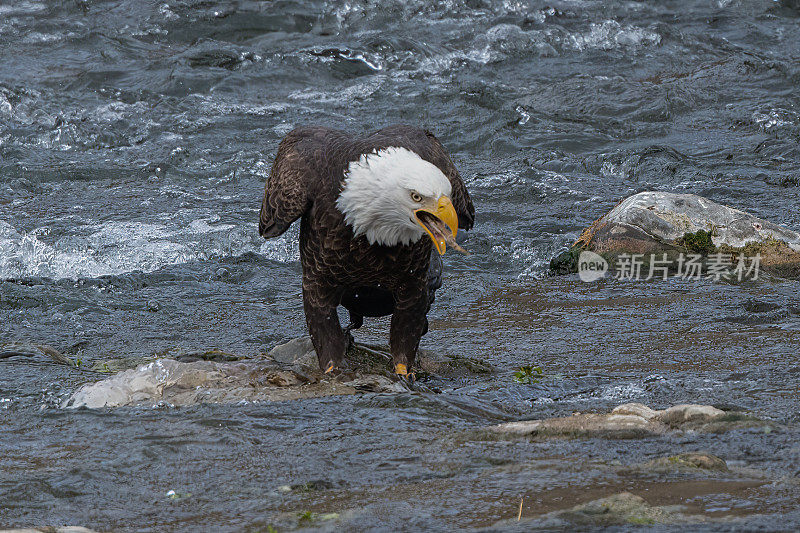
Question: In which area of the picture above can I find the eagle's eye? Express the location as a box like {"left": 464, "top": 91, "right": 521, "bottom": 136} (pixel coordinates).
{"left": 410, "top": 191, "right": 423, "bottom": 203}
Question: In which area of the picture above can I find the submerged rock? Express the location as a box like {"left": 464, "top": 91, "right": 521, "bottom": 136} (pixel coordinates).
{"left": 493, "top": 413, "right": 662, "bottom": 439}
{"left": 487, "top": 402, "right": 751, "bottom": 440}
{"left": 642, "top": 452, "right": 729, "bottom": 472}
{"left": 551, "top": 191, "right": 800, "bottom": 278}
{"left": 622, "top": 450, "right": 770, "bottom": 481}
{"left": 523, "top": 491, "right": 703, "bottom": 527}
{"left": 0, "top": 342, "right": 71, "bottom": 365}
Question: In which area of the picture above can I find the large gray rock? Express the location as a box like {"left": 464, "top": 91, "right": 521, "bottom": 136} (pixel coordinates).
{"left": 551, "top": 191, "right": 800, "bottom": 278}
{"left": 62, "top": 357, "right": 406, "bottom": 408}
{"left": 62, "top": 337, "right": 412, "bottom": 408}
{"left": 585, "top": 191, "right": 800, "bottom": 251}
{"left": 62, "top": 337, "right": 490, "bottom": 408}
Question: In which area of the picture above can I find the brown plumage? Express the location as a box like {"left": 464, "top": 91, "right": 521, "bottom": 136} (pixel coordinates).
{"left": 259, "top": 125, "right": 474, "bottom": 373}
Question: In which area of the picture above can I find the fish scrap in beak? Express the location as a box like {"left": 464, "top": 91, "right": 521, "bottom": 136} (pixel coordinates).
{"left": 414, "top": 196, "right": 467, "bottom": 255}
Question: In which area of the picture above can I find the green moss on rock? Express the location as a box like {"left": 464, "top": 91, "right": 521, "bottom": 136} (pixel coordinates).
{"left": 549, "top": 246, "right": 583, "bottom": 275}
{"left": 676, "top": 229, "right": 716, "bottom": 254}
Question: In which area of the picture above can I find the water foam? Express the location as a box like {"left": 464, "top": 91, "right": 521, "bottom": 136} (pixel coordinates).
{"left": 567, "top": 21, "right": 661, "bottom": 51}
{"left": 473, "top": 20, "right": 661, "bottom": 63}
{"left": 0, "top": 215, "right": 299, "bottom": 280}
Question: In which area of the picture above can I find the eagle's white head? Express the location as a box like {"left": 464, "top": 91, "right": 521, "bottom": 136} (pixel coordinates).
{"left": 336, "top": 147, "right": 459, "bottom": 254}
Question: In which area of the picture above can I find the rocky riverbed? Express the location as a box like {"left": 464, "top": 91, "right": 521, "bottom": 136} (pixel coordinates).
{"left": 6, "top": 337, "right": 797, "bottom": 531}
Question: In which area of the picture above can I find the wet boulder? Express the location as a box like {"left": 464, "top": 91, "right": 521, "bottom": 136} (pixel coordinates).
{"left": 63, "top": 346, "right": 404, "bottom": 409}
{"left": 268, "top": 336, "right": 318, "bottom": 368}
{"left": 551, "top": 191, "right": 800, "bottom": 278}
{"left": 486, "top": 402, "right": 755, "bottom": 440}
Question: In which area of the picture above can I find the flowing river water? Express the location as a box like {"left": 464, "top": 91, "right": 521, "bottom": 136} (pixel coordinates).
{"left": 2, "top": 0, "right": 800, "bottom": 530}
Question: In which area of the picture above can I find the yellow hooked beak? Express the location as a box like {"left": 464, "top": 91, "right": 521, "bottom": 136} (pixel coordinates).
{"left": 414, "top": 196, "right": 458, "bottom": 255}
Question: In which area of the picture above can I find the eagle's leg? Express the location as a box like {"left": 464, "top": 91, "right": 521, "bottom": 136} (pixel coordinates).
{"left": 389, "top": 285, "right": 429, "bottom": 375}
{"left": 303, "top": 285, "right": 346, "bottom": 373}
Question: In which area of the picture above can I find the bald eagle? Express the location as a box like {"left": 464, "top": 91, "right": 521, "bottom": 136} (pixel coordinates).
{"left": 259, "top": 125, "right": 474, "bottom": 375}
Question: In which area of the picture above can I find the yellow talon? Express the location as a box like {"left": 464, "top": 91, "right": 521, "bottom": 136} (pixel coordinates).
{"left": 394, "top": 363, "right": 408, "bottom": 376}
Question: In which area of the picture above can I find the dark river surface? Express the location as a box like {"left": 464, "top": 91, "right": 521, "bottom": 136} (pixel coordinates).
{"left": 2, "top": 0, "right": 800, "bottom": 531}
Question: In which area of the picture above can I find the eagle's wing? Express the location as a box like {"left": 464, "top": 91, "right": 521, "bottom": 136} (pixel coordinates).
{"left": 259, "top": 127, "right": 328, "bottom": 238}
